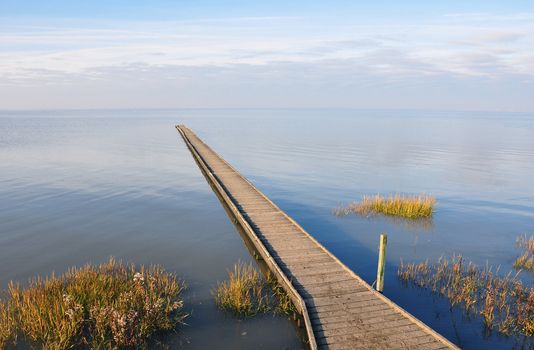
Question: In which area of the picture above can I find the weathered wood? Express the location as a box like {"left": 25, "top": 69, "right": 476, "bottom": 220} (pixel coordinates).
{"left": 376, "top": 233, "right": 387, "bottom": 292}
{"left": 176, "top": 125, "right": 458, "bottom": 350}
{"left": 309, "top": 299, "right": 389, "bottom": 316}
{"left": 277, "top": 255, "right": 335, "bottom": 267}
{"left": 312, "top": 310, "right": 404, "bottom": 328}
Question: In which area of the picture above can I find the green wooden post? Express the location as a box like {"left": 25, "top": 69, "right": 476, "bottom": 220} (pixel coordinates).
{"left": 376, "top": 233, "right": 387, "bottom": 293}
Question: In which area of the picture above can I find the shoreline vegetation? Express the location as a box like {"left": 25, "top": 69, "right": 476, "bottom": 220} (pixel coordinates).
{"left": 0, "top": 258, "right": 186, "bottom": 349}
{"left": 398, "top": 256, "right": 533, "bottom": 337}
{"left": 514, "top": 235, "right": 534, "bottom": 271}
{"left": 334, "top": 194, "right": 436, "bottom": 219}
{"left": 213, "top": 261, "right": 296, "bottom": 317}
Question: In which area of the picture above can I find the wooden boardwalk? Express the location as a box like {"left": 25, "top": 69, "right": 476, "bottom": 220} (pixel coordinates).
{"left": 176, "top": 125, "right": 458, "bottom": 350}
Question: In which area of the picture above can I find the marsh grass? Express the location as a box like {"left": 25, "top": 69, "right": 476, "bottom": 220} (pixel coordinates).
{"left": 213, "top": 262, "right": 270, "bottom": 317}
{"left": 334, "top": 194, "right": 436, "bottom": 219}
{"left": 398, "top": 256, "right": 533, "bottom": 336}
{"left": 514, "top": 235, "right": 534, "bottom": 271}
{"left": 213, "top": 262, "right": 296, "bottom": 317}
{"left": 0, "top": 300, "right": 16, "bottom": 347}
{"left": 0, "top": 258, "right": 186, "bottom": 349}
{"left": 266, "top": 273, "right": 298, "bottom": 315}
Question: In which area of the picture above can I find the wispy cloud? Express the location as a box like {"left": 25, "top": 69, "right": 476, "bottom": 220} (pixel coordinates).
{"left": 1, "top": 14, "right": 533, "bottom": 79}
{"left": 0, "top": 13, "right": 533, "bottom": 110}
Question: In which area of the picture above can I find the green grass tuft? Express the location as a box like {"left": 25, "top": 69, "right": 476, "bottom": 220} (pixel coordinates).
{"left": 0, "top": 258, "right": 186, "bottom": 349}
{"left": 334, "top": 194, "right": 436, "bottom": 219}
{"left": 213, "top": 261, "right": 270, "bottom": 317}
{"left": 213, "top": 261, "right": 296, "bottom": 317}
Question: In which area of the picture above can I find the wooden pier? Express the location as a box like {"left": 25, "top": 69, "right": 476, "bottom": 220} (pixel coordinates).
{"left": 176, "top": 125, "right": 458, "bottom": 350}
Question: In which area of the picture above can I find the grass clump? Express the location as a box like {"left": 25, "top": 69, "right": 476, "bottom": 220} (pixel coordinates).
{"left": 0, "top": 258, "right": 186, "bottom": 349}
{"left": 266, "top": 273, "right": 298, "bottom": 315}
{"left": 398, "top": 256, "right": 533, "bottom": 336}
{"left": 0, "top": 300, "right": 16, "bottom": 347}
{"left": 334, "top": 194, "right": 436, "bottom": 219}
{"left": 213, "top": 262, "right": 270, "bottom": 317}
{"left": 213, "top": 261, "right": 296, "bottom": 317}
{"left": 514, "top": 235, "right": 534, "bottom": 271}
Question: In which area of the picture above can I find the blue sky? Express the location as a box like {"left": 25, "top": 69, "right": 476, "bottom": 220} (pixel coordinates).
{"left": 1, "top": 1, "right": 533, "bottom": 111}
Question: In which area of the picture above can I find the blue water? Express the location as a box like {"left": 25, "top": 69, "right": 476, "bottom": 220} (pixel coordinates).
{"left": 1, "top": 109, "right": 533, "bottom": 349}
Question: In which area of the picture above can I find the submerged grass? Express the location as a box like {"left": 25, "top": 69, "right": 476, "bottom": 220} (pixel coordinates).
{"left": 398, "top": 256, "right": 533, "bottom": 337}
{"left": 266, "top": 273, "right": 298, "bottom": 315}
{"left": 334, "top": 194, "right": 436, "bottom": 219}
{"left": 514, "top": 235, "right": 534, "bottom": 271}
{"left": 0, "top": 258, "right": 186, "bottom": 349}
{"left": 213, "top": 261, "right": 296, "bottom": 317}
{"left": 213, "top": 262, "right": 270, "bottom": 317}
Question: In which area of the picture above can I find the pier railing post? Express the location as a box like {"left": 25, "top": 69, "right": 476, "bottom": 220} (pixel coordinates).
{"left": 376, "top": 233, "right": 387, "bottom": 293}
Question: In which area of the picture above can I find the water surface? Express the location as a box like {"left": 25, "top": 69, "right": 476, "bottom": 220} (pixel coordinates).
{"left": 1, "top": 109, "right": 533, "bottom": 349}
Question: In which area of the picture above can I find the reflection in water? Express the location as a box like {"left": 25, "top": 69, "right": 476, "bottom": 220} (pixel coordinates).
{"left": 355, "top": 214, "right": 434, "bottom": 235}
{"left": 379, "top": 215, "right": 434, "bottom": 232}
{"left": 333, "top": 205, "right": 435, "bottom": 231}
{"left": 1, "top": 109, "right": 533, "bottom": 349}
{"left": 0, "top": 113, "right": 304, "bottom": 350}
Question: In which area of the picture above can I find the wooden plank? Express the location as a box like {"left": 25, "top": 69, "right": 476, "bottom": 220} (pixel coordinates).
{"left": 277, "top": 255, "right": 335, "bottom": 266}
{"left": 316, "top": 333, "right": 390, "bottom": 348}
{"left": 281, "top": 265, "right": 343, "bottom": 278}
{"left": 280, "top": 260, "right": 346, "bottom": 272}
{"left": 296, "top": 281, "right": 364, "bottom": 297}
{"left": 259, "top": 235, "right": 315, "bottom": 245}
{"left": 237, "top": 204, "right": 276, "bottom": 211}
{"left": 310, "top": 305, "right": 397, "bottom": 323}
{"left": 270, "top": 248, "right": 328, "bottom": 258}
{"left": 310, "top": 296, "right": 386, "bottom": 312}
{"left": 293, "top": 273, "right": 353, "bottom": 288}
{"left": 295, "top": 274, "right": 354, "bottom": 286}
{"left": 312, "top": 307, "right": 402, "bottom": 326}
{"left": 305, "top": 290, "right": 375, "bottom": 308}
{"left": 316, "top": 317, "right": 414, "bottom": 336}
{"left": 273, "top": 250, "right": 330, "bottom": 261}
{"left": 263, "top": 243, "right": 319, "bottom": 253}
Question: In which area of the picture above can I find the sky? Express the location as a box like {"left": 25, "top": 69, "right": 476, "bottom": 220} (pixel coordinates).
{"left": 1, "top": 1, "right": 534, "bottom": 111}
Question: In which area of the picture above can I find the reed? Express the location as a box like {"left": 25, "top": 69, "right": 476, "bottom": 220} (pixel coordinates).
{"left": 514, "top": 235, "right": 534, "bottom": 271}
{"left": 334, "top": 194, "right": 436, "bottom": 219}
{"left": 517, "top": 235, "right": 534, "bottom": 251}
{"left": 213, "top": 261, "right": 270, "bottom": 317}
{"left": 0, "top": 258, "right": 186, "bottom": 349}
{"left": 213, "top": 262, "right": 296, "bottom": 317}
{"left": 0, "top": 300, "right": 16, "bottom": 347}
{"left": 266, "top": 272, "right": 297, "bottom": 315}
{"left": 514, "top": 252, "right": 534, "bottom": 271}
{"left": 398, "top": 256, "right": 533, "bottom": 336}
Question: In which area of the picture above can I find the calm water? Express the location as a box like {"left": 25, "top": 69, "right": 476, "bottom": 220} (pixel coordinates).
{"left": 1, "top": 109, "right": 533, "bottom": 349}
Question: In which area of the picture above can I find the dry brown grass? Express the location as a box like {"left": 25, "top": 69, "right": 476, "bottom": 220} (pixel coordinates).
{"left": 334, "top": 194, "right": 436, "bottom": 219}
{"left": 514, "top": 252, "right": 534, "bottom": 271}
{"left": 514, "top": 235, "right": 534, "bottom": 271}
{"left": 213, "top": 261, "right": 270, "bottom": 317}
{"left": 0, "top": 300, "right": 16, "bottom": 347}
{"left": 0, "top": 258, "right": 186, "bottom": 349}
{"left": 266, "top": 273, "right": 298, "bottom": 315}
{"left": 518, "top": 235, "right": 534, "bottom": 251}
{"left": 213, "top": 262, "right": 296, "bottom": 317}
{"left": 398, "top": 256, "right": 533, "bottom": 336}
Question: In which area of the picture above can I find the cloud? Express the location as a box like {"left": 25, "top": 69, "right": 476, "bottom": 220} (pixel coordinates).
{"left": 0, "top": 14, "right": 533, "bottom": 110}
{"left": 443, "top": 12, "right": 534, "bottom": 22}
